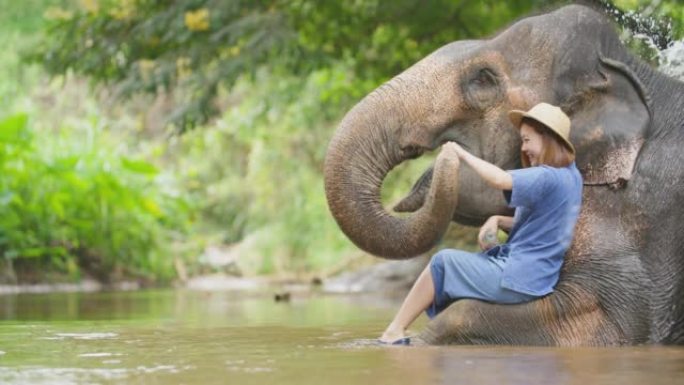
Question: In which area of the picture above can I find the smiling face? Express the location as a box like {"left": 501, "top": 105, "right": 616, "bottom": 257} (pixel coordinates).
{"left": 520, "top": 122, "right": 545, "bottom": 167}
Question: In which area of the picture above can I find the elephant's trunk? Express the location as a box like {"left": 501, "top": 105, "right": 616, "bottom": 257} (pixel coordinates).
{"left": 324, "top": 87, "right": 459, "bottom": 259}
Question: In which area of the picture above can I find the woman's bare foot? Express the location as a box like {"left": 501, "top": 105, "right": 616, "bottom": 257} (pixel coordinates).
{"left": 379, "top": 323, "right": 406, "bottom": 343}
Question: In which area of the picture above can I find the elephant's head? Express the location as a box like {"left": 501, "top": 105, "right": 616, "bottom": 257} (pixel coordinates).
{"left": 324, "top": 5, "right": 650, "bottom": 259}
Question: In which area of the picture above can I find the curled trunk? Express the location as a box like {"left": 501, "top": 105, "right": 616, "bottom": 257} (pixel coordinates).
{"left": 324, "top": 95, "right": 458, "bottom": 259}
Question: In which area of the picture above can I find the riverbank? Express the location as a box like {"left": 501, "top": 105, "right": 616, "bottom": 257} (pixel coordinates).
{"left": 0, "top": 257, "right": 427, "bottom": 296}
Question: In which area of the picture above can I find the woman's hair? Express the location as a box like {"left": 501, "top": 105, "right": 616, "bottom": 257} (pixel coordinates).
{"left": 520, "top": 117, "right": 575, "bottom": 168}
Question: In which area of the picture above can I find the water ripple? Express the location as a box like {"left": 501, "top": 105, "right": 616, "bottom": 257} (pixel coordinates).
{"left": 43, "top": 332, "right": 118, "bottom": 341}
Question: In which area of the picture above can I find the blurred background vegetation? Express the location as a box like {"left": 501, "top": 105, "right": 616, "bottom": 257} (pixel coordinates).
{"left": 1, "top": 0, "right": 682, "bottom": 285}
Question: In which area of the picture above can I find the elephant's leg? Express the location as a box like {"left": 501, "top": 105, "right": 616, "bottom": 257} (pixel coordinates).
{"left": 416, "top": 265, "right": 649, "bottom": 346}
{"left": 417, "top": 290, "right": 615, "bottom": 346}
{"left": 417, "top": 297, "right": 555, "bottom": 345}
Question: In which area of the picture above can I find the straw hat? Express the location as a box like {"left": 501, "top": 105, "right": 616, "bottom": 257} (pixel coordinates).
{"left": 508, "top": 103, "right": 574, "bottom": 154}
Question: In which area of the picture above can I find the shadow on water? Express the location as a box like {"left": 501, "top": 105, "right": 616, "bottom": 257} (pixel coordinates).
{"left": 0, "top": 289, "right": 682, "bottom": 385}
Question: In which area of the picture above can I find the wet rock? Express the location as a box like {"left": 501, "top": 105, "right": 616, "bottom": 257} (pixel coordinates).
{"left": 197, "top": 245, "right": 243, "bottom": 276}
{"left": 185, "top": 273, "right": 266, "bottom": 291}
{"left": 274, "top": 292, "right": 291, "bottom": 302}
{"left": 323, "top": 257, "right": 428, "bottom": 294}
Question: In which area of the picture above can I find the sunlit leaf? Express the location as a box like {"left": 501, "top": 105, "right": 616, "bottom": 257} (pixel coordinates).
{"left": 121, "top": 157, "right": 159, "bottom": 175}
{"left": 0, "top": 113, "right": 29, "bottom": 143}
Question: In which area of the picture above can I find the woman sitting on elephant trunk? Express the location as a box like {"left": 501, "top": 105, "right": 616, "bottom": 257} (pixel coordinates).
{"left": 379, "top": 103, "right": 583, "bottom": 345}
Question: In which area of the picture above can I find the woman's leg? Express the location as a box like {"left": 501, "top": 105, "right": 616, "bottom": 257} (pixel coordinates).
{"left": 379, "top": 264, "right": 435, "bottom": 343}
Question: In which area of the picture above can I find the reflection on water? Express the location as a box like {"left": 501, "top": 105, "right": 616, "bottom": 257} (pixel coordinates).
{"left": 0, "top": 289, "right": 682, "bottom": 385}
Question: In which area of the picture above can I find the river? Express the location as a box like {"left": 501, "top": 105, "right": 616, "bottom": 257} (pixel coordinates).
{"left": 0, "top": 288, "right": 682, "bottom": 384}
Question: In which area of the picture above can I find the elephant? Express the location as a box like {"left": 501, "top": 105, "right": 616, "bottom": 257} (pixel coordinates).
{"left": 324, "top": 4, "right": 684, "bottom": 346}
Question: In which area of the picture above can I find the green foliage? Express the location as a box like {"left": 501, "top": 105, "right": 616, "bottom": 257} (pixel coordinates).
{"left": 172, "top": 64, "right": 376, "bottom": 274}
{"left": 27, "top": 0, "right": 298, "bottom": 131}
{"left": 0, "top": 113, "right": 191, "bottom": 283}
{"left": 27, "top": 0, "right": 555, "bottom": 131}
{"left": 27, "top": 0, "right": 683, "bottom": 131}
{"left": 0, "top": 0, "right": 67, "bottom": 116}
{"left": 8, "top": 0, "right": 684, "bottom": 282}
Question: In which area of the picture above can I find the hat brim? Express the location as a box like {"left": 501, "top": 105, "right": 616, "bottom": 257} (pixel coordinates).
{"left": 508, "top": 109, "right": 526, "bottom": 130}
{"left": 507, "top": 110, "right": 575, "bottom": 155}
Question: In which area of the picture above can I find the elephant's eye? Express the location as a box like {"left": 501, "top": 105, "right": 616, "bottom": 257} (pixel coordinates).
{"left": 470, "top": 68, "right": 497, "bottom": 88}
{"left": 462, "top": 68, "right": 502, "bottom": 110}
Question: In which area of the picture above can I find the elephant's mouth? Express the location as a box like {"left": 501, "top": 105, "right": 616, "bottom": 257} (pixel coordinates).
{"left": 453, "top": 210, "right": 484, "bottom": 222}
{"left": 402, "top": 137, "right": 477, "bottom": 162}
{"left": 453, "top": 209, "right": 498, "bottom": 227}
{"left": 400, "top": 145, "right": 426, "bottom": 160}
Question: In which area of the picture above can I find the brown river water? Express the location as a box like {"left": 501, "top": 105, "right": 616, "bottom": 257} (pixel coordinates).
{"left": 0, "top": 288, "right": 682, "bottom": 384}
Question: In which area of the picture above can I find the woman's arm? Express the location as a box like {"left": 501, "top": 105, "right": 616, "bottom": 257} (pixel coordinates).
{"left": 443, "top": 142, "right": 513, "bottom": 190}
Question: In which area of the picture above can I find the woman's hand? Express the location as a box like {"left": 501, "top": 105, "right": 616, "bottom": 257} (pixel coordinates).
{"left": 444, "top": 142, "right": 513, "bottom": 191}
{"left": 443, "top": 141, "right": 468, "bottom": 159}
{"left": 478, "top": 216, "right": 500, "bottom": 251}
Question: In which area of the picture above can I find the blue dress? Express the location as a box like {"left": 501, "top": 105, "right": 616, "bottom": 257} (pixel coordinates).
{"left": 427, "top": 162, "right": 583, "bottom": 318}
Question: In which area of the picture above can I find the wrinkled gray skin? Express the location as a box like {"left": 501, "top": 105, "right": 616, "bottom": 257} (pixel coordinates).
{"left": 324, "top": 5, "right": 684, "bottom": 346}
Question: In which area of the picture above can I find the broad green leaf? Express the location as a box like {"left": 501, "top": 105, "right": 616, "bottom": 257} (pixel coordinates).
{"left": 0, "top": 113, "right": 29, "bottom": 143}
{"left": 121, "top": 157, "right": 159, "bottom": 175}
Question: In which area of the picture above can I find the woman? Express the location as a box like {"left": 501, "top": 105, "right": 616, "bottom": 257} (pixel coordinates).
{"left": 379, "top": 102, "right": 583, "bottom": 345}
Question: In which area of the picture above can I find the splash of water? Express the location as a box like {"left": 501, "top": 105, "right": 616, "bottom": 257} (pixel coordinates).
{"left": 658, "top": 40, "right": 684, "bottom": 81}
{"left": 592, "top": 0, "right": 684, "bottom": 81}
{"left": 593, "top": 0, "right": 673, "bottom": 50}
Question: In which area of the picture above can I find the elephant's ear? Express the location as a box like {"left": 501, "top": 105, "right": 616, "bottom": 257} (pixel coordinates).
{"left": 562, "top": 56, "right": 651, "bottom": 189}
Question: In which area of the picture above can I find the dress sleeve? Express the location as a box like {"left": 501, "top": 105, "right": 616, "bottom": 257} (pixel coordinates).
{"left": 507, "top": 167, "right": 554, "bottom": 208}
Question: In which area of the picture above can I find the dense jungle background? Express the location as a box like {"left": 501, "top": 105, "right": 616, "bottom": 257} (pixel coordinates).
{"left": 1, "top": 0, "right": 682, "bottom": 286}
